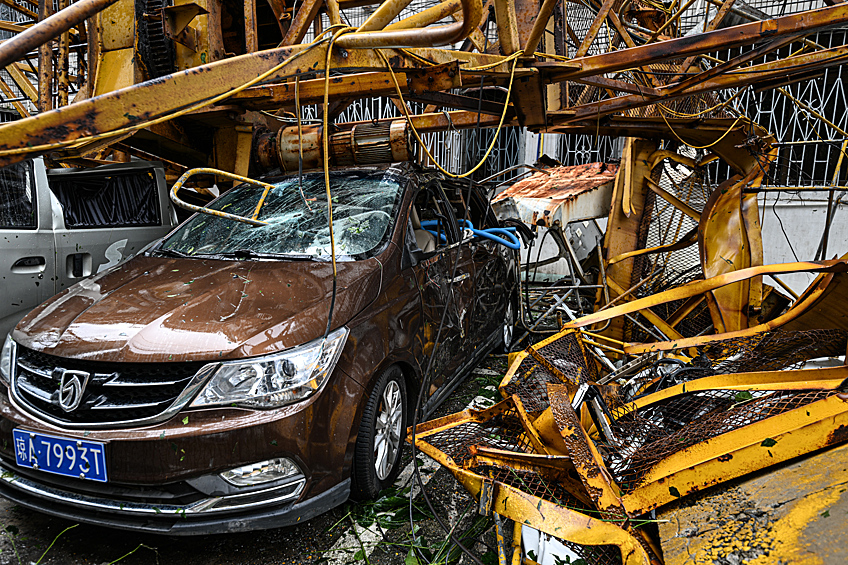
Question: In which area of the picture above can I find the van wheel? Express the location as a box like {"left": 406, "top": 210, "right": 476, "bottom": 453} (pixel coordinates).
{"left": 352, "top": 366, "right": 407, "bottom": 500}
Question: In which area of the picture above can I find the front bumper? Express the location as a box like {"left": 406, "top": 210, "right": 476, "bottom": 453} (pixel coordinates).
{"left": 0, "top": 460, "right": 349, "bottom": 535}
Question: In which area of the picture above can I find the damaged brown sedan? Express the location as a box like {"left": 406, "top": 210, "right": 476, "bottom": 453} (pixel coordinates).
{"left": 0, "top": 163, "right": 518, "bottom": 534}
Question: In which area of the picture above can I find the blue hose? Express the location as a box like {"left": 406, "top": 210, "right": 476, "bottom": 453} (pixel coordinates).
{"left": 420, "top": 220, "right": 521, "bottom": 250}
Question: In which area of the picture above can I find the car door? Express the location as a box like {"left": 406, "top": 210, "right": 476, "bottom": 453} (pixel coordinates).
{"left": 0, "top": 159, "right": 56, "bottom": 338}
{"left": 409, "top": 182, "right": 476, "bottom": 409}
{"left": 48, "top": 162, "right": 178, "bottom": 294}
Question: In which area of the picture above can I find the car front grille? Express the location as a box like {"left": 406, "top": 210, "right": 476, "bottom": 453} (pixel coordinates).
{"left": 12, "top": 347, "right": 210, "bottom": 427}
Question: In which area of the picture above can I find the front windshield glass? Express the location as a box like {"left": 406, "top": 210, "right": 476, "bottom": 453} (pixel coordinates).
{"left": 160, "top": 168, "right": 405, "bottom": 259}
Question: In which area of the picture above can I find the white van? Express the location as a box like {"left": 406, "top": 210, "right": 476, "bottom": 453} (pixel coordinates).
{"left": 0, "top": 158, "right": 178, "bottom": 336}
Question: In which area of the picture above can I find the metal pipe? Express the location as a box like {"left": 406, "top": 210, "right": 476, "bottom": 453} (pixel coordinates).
{"left": 170, "top": 168, "right": 273, "bottom": 227}
{"left": 335, "top": 0, "right": 481, "bottom": 49}
{"left": 384, "top": 0, "right": 461, "bottom": 31}
{"left": 0, "top": 0, "right": 119, "bottom": 69}
{"left": 523, "top": 0, "right": 559, "bottom": 56}
{"left": 529, "top": 291, "right": 572, "bottom": 332}
{"left": 358, "top": 0, "right": 415, "bottom": 32}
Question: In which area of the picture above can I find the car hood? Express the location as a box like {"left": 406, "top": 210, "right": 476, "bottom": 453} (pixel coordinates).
{"left": 13, "top": 255, "right": 383, "bottom": 363}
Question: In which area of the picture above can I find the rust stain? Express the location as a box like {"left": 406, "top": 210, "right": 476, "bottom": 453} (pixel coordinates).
{"left": 492, "top": 162, "right": 618, "bottom": 215}
{"left": 827, "top": 424, "right": 848, "bottom": 445}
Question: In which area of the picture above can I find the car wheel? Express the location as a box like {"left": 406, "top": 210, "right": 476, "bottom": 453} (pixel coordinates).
{"left": 499, "top": 294, "right": 517, "bottom": 353}
{"left": 352, "top": 365, "right": 407, "bottom": 499}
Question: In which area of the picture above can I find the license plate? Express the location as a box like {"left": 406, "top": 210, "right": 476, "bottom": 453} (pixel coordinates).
{"left": 12, "top": 429, "right": 107, "bottom": 482}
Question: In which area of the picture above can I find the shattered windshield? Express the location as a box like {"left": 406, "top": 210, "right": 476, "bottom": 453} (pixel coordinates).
{"left": 160, "top": 168, "right": 404, "bottom": 259}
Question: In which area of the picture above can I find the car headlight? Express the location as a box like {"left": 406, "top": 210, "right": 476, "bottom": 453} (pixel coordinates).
{"left": 190, "top": 327, "right": 348, "bottom": 409}
{"left": 0, "top": 335, "right": 15, "bottom": 384}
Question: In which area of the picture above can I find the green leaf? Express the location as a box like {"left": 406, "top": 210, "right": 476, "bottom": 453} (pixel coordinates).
{"left": 404, "top": 548, "right": 419, "bottom": 565}
{"left": 528, "top": 550, "right": 537, "bottom": 562}
{"left": 481, "top": 550, "right": 498, "bottom": 565}
{"left": 734, "top": 391, "right": 754, "bottom": 402}
{"left": 353, "top": 549, "right": 366, "bottom": 561}
{"left": 761, "top": 438, "right": 777, "bottom": 447}
{"left": 669, "top": 486, "right": 681, "bottom": 498}
{"left": 182, "top": 416, "right": 189, "bottom": 425}
{"left": 821, "top": 510, "right": 830, "bottom": 518}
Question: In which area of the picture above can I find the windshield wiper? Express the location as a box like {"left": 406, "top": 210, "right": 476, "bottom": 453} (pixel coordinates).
{"left": 149, "top": 248, "right": 191, "bottom": 258}
{"left": 203, "top": 249, "right": 317, "bottom": 261}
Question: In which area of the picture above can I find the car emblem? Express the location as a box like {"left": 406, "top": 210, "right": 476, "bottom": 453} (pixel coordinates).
{"left": 54, "top": 369, "right": 90, "bottom": 412}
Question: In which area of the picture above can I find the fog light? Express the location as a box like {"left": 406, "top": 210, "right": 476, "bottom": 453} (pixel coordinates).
{"left": 220, "top": 458, "right": 301, "bottom": 487}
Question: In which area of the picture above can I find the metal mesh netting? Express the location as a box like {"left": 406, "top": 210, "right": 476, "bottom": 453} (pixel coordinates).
{"left": 502, "top": 332, "right": 597, "bottom": 412}
{"left": 603, "top": 328, "right": 847, "bottom": 490}
{"left": 481, "top": 465, "right": 624, "bottom": 564}
{"left": 497, "top": 328, "right": 846, "bottom": 493}
{"left": 628, "top": 158, "right": 714, "bottom": 341}
{"left": 605, "top": 388, "right": 838, "bottom": 492}
{"left": 423, "top": 409, "right": 536, "bottom": 466}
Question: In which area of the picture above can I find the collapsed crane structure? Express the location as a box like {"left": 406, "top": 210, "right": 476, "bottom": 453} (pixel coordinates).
{"left": 2, "top": 0, "right": 848, "bottom": 563}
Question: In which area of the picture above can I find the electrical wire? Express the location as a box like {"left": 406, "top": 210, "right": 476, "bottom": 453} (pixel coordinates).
{"left": 320, "top": 26, "right": 356, "bottom": 339}
{"left": 378, "top": 49, "right": 519, "bottom": 179}
{"left": 657, "top": 110, "right": 744, "bottom": 149}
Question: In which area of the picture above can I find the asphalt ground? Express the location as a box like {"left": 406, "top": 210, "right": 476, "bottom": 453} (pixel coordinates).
{"left": 0, "top": 354, "right": 511, "bottom": 565}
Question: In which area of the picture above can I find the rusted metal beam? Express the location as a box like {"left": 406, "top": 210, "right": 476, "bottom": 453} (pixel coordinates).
{"left": 0, "top": 0, "right": 37, "bottom": 19}
{"left": 550, "top": 44, "right": 848, "bottom": 125}
{"left": 231, "top": 71, "right": 417, "bottom": 109}
{"left": 0, "top": 20, "right": 29, "bottom": 33}
{"left": 522, "top": 0, "right": 558, "bottom": 56}
{"left": 36, "top": 0, "right": 51, "bottom": 113}
{"left": 4, "top": 63, "right": 38, "bottom": 103}
{"left": 244, "top": 0, "right": 258, "bottom": 52}
{"left": 666, "top": 33, "right": 803, "bottom": 95}
{"left": 0, "top": 76, "right": 29, "bottom": 117}
{"left": 358, "top": 0, "right": 414, "bottom": 32}
{"left": 385, "top": 0, "right": 461, "bottom": 31}
{"left": 335, "top": 0, "right": 481, "bottom": 49}
{"left": 542, "top": 3, "right": 848, "bottom": 83}
{"left": 281, "top": 0, "right": 322, "bottom": 45}
{"left": 493, "top": 0, "right": 519, "bottom": 54}
{"left": 0, "top": 45, "right": 496, "bottom": 165}
{"left": 0, "top": 0, "right": 118, "bottom": 69}
{"left": 56, "top": 0, "right": 69, "bottom": 107}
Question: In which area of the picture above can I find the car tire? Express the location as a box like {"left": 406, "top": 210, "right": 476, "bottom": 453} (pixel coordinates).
{"left": 352, "top": 365, "right": 407, "bottom": 500}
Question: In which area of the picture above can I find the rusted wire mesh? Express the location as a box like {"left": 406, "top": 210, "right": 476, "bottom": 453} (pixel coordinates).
{"left": 697, "top": 328, "right": 847, "bottom": 374}
{"left": 477, "top": 466, "right": 624, "bottom": 565}
{"left": 600, "top": 329, "right": 848, "bottom": 491}
{"left": 422, "top": 409, "right": 535, "bottom": 466}
{"left": 604, "top": 387, "right": 838, "bottom": 492}
{"left": 502, "top": 331, "right": 596, "bottom": 412}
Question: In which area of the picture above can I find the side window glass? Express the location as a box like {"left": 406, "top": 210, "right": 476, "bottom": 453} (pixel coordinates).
{"left": 0, "top": 160, "right": 36, "bottom": 229}
{"left": 413, "top": 184, "right": 460, "bottom": 248}
{"left": 48, "top": 170, "right": 161, "bottom": 229}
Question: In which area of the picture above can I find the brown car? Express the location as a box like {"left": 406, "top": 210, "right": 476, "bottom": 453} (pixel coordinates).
{"left": 0, "top": 163, "right": 518, "bottom": 534}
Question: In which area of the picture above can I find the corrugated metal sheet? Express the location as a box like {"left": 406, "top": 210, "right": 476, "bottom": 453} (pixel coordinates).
{"left": 493, "top": 163, "right": 618, "bottom": 226}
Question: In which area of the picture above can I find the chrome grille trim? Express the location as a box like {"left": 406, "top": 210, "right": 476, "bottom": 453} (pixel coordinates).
{"left": 11, "top": 347, "right": 218, "bottom": 429}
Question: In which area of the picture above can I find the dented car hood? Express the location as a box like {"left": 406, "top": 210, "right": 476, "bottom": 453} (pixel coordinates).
{"left": 12, "top": 255, "right": 382, "bottom": 363}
